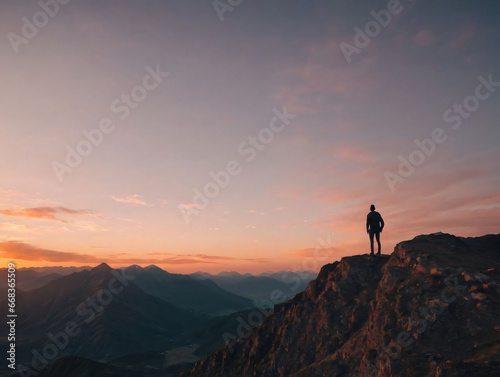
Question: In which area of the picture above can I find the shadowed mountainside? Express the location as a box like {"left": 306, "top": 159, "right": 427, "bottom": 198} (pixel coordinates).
{"left": 0, "top": 263, "right": 203, "bottom": 366}
{"left": 180, "top": 233, "right": 500, "bottom": 377}
{"left": 0, "top": 270, "right": 63, "bottom": 292}
{"left": 8, "top": 356, "right": 136, "bottom": 377}
{"left": 190, "top": 272, "right": 316, "bottom": 303}
{"left": 125, "top": 265, "right": 254, "bottom": 316}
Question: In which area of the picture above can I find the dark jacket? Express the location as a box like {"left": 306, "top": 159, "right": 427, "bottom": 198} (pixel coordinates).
{"left": 367, "top": 211, "right": 384, "bottom": 233}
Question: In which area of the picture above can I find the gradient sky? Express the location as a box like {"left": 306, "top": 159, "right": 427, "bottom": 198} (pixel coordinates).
{"left": 1, "top": 0, "right": 499, "bottom": 273}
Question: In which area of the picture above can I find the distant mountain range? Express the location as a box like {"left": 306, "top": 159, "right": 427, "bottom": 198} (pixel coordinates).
{"left": 0, "top": 262, "right": 316, "bottom": 376}
{"left": 122, "top": 264, "right": 254, "bottom": 316}
{"left": 0, "top": 263, "right": 202, "bottom": 365}
{"left": 0, "top": 265, "right": 316, "bottom": 311}
{"left": 190, "top": 270, "right": 316, "bottom": 303}
{"left": 0, "top": 266, "right": 89, "bottom": 292}
{"left": 0, "top": 270, "right": 63, "bottom": 292}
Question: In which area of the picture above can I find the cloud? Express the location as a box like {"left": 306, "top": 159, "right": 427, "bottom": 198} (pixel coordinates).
{"left": 193, "top": 254, "right": 234, "bottom": 261}
{"left": 334, "top": 146, "right": 373, "bottom": 164}
{"left": 247, "top": 210, "right": 266, "bottom": 215}
{"left": 183, "top": 253, "right": 259, "bottom": 262}
{"left": 290, "top": 246, "right": 342, "bottom": 258}
{"left": 0, "top": 223, "right": 33, "bottom": 232}
{"left": 157, "top": 258, "right": 218, "bottom": 265}
{"left": 0, "top": 241, "right": 101, "bottom": 263}
{"left": 450, "top": 22, "right": 476, "bottom": 50}
{"left": 314, "top": 153, "right": 500, "bottom": 249}
{"left": 273, "top": 37, "right": 381, "bottom": 115}
{"left": 414, "top": 29, "right": 435, "bottom": 47}
{"left": 0, "top": 190, "right": 61, "bottom": 207}
{"left": 178, "top": 203, "right": 199, "bottom": 209}
{"left": 0, "top": 207, "right": 101, "bottom": 223}
{"left": 318, "top": 188, "right": 364, "bottom": 205}
{"left": 0, "top": 241, "right": 264, "bottom": 266}
{"left": 111, "top": 194, "right": 148, "bottom": 206}
{"left": 0, "top": 190, "right": 27, "bottom": 201}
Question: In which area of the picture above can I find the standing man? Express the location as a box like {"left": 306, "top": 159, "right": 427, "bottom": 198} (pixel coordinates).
{"left": 366, "top": 204, "right": 384, "bottom": 256}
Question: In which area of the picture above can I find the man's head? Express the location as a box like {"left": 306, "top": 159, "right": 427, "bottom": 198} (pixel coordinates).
{"left": 370, "top": 204, "right": 375, "bottom": 211}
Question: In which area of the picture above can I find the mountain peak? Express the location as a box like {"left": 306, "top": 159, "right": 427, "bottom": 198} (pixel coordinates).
{"left": 128, "top": 264, "right": 143, "bottom": 269}
{"left": 144, "top": 264, "right": 164, "bottom": 272}
{"left": 217, "top": 271, "right": 243, "bottom": 277}
{"left": 92, "top": 262, "right": 112, "bottom": 272}
{"left": 180, "top": 233, "right": 500, "bottom": 377}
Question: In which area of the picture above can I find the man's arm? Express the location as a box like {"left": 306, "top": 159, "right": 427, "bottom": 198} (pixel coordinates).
{"left": 366, "top": 215, "right": 370, "bottom": 233}
{"left": 380, "top": 215, "right": 384, "bottom": 232}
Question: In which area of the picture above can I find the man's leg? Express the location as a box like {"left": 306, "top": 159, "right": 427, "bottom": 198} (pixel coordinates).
{"left": 375, "top": 232, "right": 381, "bottom": 255}
{"left": 369, "top": 231, "right": 374, "bottom": 255}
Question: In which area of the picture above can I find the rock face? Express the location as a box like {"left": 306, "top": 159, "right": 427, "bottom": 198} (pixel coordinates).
{"left": 179, "top": 233, "right": 500, "bottom": 377}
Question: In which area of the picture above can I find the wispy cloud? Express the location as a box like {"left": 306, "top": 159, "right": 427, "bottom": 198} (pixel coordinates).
{"left": 0, "top": 190, "right": 60, "bottom": 207}
{"left": 178, "top": 203, "right": 198, "bottom": 209}
{"left": 318, "top": 187, "right": 365, "bottom": 205}
{"left": 0, "top": 241, "right": 265, "bottom": 265}
{"left": 0, "top": 223, "right": 33, "bottom": 232}
{"left": 0, "top": 190, "right": 27, "bottom": 201}
{"left": 111, "top": 194, "right": 148, "bottom": 206}
{"left": 289, "top": 247, "right": 343, "bottom": 258}
{"left": 274, "top": 37, "right": 380, "bottom": 115}
{"left": 414, "top": 29, "right": 435, "bottom": 47}
{"left": 450, "top": 22, "right": 476, "bottom": 50}
{"left": 0, "top": 241, "right": 101, "bottom": 263}
{"left": 333, "top": 146, "right": 373, "bottom": 164}
{"left": 0, "top": 207, "right": 101, "bottom": 223}
{"left": 247, "top": 210, "right": 266, "bottom": 215}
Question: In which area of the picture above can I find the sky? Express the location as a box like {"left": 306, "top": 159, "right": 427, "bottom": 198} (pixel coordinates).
{"left": 0, "top": 0, "right": 499, "bottom": 273}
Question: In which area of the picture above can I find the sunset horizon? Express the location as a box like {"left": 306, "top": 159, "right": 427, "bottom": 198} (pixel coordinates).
{"left": 1, "top": 1, "right": 499, "bottom": 276}
{"left": 1, "top": 2, "right": 499, "bottom": 376}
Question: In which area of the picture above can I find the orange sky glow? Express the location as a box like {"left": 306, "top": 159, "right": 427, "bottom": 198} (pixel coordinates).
{"left": 1, "top": 2, "right": 499, "bottom": 274}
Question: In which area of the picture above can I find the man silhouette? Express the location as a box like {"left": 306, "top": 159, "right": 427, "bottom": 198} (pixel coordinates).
{"left": 366, "top": 204, "right": 384, "bottom": 256}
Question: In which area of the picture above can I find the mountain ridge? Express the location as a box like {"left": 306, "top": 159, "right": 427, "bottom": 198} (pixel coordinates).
{"left": 0, "top": 263, "right": 203, "bottom": 366}
{"left": 180, "top": 233, "right": 500, "bottom": 377}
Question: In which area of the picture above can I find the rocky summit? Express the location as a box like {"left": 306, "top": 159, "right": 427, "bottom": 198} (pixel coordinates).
{"left": 180, "top": 233, "right": 500, "bottom": 377}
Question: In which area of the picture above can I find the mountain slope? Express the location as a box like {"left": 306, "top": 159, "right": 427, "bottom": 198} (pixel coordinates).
{"left": 8, "top": 356, "right": 136, "bottom": 377}
{"left": 221, "top": 275, "right": 313, "bottom": 302}
{"left": 125, "top": 265, "right": 254, "bottom": 316}
{"left": 190, "top": 271, "right": 316, "bottom": 303}
{"left": 0, "top": 269, "right": 62, "bottom": 292}
{"left": 179, "top": 233, "right": 500, "bottom": 377}
{"left": 0, "top": 263, "right": 203, "bottom": 366}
